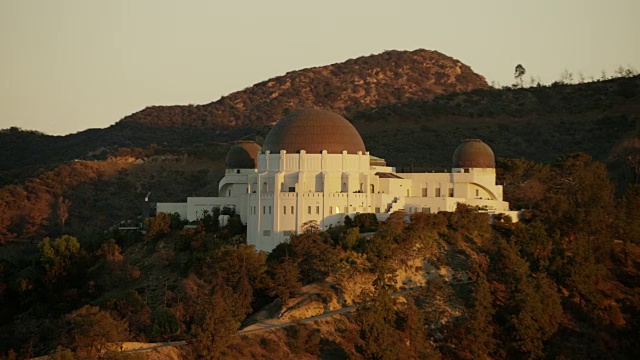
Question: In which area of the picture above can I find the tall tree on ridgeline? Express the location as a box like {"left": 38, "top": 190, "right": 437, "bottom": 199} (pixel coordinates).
{"left": 514, "top": 64, "right": 526, "bottom": 87}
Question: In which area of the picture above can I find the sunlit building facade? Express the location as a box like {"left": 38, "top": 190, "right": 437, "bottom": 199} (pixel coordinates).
{"left": 157, "top": 109, "right": 518, "bottom": 252}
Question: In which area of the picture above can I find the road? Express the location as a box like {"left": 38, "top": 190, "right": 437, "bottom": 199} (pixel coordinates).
{"left": 121, "top": 287, "right": 423, "bottom": 354}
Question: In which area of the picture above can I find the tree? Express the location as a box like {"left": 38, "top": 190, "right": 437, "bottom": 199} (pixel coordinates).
{"left": 267, "top": 254, "right": 301, "bottom": 304}
{"left": 63, "top": 305, "right": 130, "bottom": 358}
{"left": 285, "top": 324, "right": 322, "bottom": 356}
{"left": 508, "top": 274, "right": 563, "bottom": 357}
{"left": 339, "top": 227, "right": 361, "bottom": 250}
{"left": 289, "top": 222, "right": 340, "bottom": 283}
{"left": 105, "top": 290, "right": 152, "bottom": 338}
{"left": 56, "top": 197, "right": 71, "bottom": 233}
{"left": 560, "top": 69, "right": 574, "bottom": 84}
{"left": 490, "top": 238, "right": 562, "bottom": 357}
{"left": 620, "top": 185, "right": 640, "bottom": 246}
{"left": 514, "top": 64, "right": 526, "bottom": 87}
{"left": 353, "top": 213, "right": 379, "bottom": 232}
{"left": 400, "top": 297, "right": 441, "bottom": 359}
{"left": 354, "top": 289, "right": 399, "bottom": 359}
{"left": 145, "top": 212, "right": 171, "bottom": 241}
{"left": 185, "top": 280, "right": 243, "bottom": 359}
{"left": 612, "top": 138, "right": 640, "bottom": 184}
{"left": 553, "top": 153, "right": 615, "bottom": 244}
{"left": 38, "top": 235, "right": 86, "bottom": 285}
{"left": 465, "top": 275, "right": 496, "bottom": 359}
{"left": 566, "top": 233, "right": 608, "bottom": 307}
{"left": 0, "top": 198, "right": 16, "bottom": 243}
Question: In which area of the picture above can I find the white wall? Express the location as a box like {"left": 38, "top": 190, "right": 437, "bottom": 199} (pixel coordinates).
{"left": 157, "top": 150, "right": 517, "bottom": 252}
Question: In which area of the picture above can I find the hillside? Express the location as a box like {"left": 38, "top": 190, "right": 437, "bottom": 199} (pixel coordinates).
{"left": 0, "top": 49, "right": 487, "bottom": 181}
{"left": 120, "top": 49, "right": 487, "bottom": 128}
{"left": 2, "top": 197, "right": 639, "bottom": 358}
{"left": 351, "top": 75, "right": 640, "bottom": 170}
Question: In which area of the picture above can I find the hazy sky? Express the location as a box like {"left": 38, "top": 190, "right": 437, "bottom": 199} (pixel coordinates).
{"left": 1, "top": 0, "right": 638, "bottom": 135}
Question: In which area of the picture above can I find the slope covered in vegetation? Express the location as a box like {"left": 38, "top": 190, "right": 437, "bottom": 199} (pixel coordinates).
{"left": 1, "top": 152, "right": 639, "bottom": 359}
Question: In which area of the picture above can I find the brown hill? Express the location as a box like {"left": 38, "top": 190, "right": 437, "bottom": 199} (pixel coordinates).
{"left": 118, "top": 49, "right": 488, "bottom": 128}
{"left": 0, "top": 49, "right": 487, "bottom": 182}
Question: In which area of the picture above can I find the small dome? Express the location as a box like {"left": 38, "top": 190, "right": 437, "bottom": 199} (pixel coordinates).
{"left": 262, "top": 109, "right": 366, "bottom": 154}
{"left": 452, "top": 139, "right": 495, "bottom": 168}
{"left": 226, "top": 141, "right": 261, "bottom": 169}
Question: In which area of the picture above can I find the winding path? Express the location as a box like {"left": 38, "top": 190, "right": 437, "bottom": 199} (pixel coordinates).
{"left": 121, "top": 287, "right": 424, "bottom": 354}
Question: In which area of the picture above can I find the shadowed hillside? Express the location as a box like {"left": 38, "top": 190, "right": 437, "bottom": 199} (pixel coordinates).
{"left": 352, "top": 76, "right": 640, "bottom": 174}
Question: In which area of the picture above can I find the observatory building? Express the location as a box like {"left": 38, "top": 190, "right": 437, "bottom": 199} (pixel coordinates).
{"left": 157, "top": 109, "right": 518, "bottom": 252}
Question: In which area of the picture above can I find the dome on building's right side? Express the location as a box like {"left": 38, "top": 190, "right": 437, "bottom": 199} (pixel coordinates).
{"left": 452, "top": 139, "right": 495, "bottom": 168}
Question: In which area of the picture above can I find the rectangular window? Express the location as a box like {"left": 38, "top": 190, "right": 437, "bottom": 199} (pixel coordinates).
{"left": 263, "top": 230, "right": 271, "bottom": 236}
{"left": 375, "top": 207, "right": 380, "bottom": 213}
{"left": 289, "top": 186, "right": 295, "bottom": 192}
{"left": 464, "top": 168, "right": 470, "bottom": 173}
{"left": 283, "top": 206, "right": 287, "bottom": 215}
{"left": 268, "top": 206, "right": 271, "bottom": 214}
{"left": 449, "top": 188, "right": 454, "bottom": 197}
{"left": 316, "top": 206, "right": 320, "bottom": 214}
{"left": 422, "top": 187, "right": 428, "bottom": 197}
{"left": 291, "top": 206, "right": 295, "bottom": 214}
{"left": 329, "top": 206, "right": 333, "bottom": 215}
{"left": 308, "top": 206, "right": 311, "bottom": 214}
{"left": 435, "top": 188, "right": 441, "bottom": 197}
{"left": 263, "top": 206, "right": 265, "bottom": 214}
{"left": 476, "top": 189, "right": 480, "bottom": 197}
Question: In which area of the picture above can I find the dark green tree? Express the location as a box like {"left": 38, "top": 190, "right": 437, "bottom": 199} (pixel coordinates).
{"left": 400, "top": 297, "right": 441, "bottom": 359}
{"left": 288, "top": 221, "right": 340, "bottom": 283}
{"left": 514, "top": 64, "right": 526, "bottom": 87}
{"left": 465, "top": 275, "right": 496, "bottom": 359}
{"left": 267, "top": 254, "right": 301, "bottom": 304}
{"left": 354, "top": 289, "right": 399, "bottom": 360}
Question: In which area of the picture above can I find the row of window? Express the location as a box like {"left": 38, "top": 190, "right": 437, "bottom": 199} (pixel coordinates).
{"left": 422, "top": 187, "right": 456, "bottom": 197}
{"left": 250, "top": 205, "right": 367, "bottom": 216}
{"left": 250, "top": 206, "right": 274, "bottom": 215}
{"left": 407, "top": 207, "right": 434, "bottom": 214}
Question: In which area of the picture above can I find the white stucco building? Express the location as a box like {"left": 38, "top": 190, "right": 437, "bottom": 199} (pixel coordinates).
{"left": 157, "top": 109, "right": 518, "bottom": 252}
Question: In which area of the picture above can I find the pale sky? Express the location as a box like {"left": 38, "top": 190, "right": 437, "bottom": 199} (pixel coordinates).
{"left": 1, "top": 0, "right": 638, "bottom": 135}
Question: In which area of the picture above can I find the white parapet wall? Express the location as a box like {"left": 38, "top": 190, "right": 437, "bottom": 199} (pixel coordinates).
{"left": 155, "top": 203, "right": 188, "bottom": 220}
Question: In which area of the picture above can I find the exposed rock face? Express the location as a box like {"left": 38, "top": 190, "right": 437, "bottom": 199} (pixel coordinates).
{"left": 119, "top": 49, "right": 488, "bottom": 128}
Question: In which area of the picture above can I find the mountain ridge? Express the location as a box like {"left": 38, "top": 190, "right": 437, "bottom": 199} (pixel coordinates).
{"left": 118, "top": 49, "right": 488, "bottom": 128}
{"left": 0, "top": 49, "right": 489, "bottom": 181}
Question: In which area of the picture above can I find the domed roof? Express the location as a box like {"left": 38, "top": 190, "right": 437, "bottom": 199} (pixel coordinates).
{"left": 226, "top": 141, "right": 261, "bottom": 169}
{"left": 262, "top": 109, "right": 366, "bottom": 154}
{"left": 452, "top": 139, "right": 495, "bottom": 168}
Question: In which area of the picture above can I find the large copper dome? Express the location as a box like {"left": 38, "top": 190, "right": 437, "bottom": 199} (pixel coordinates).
{"left": 262, "top": 109, "right": 366, "bottom": 154}
{"left": 226, "top": 141, "right": 261, "bottom": 168}
{"left": 452, "top": 139, "right": 495, "bottom": 168}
